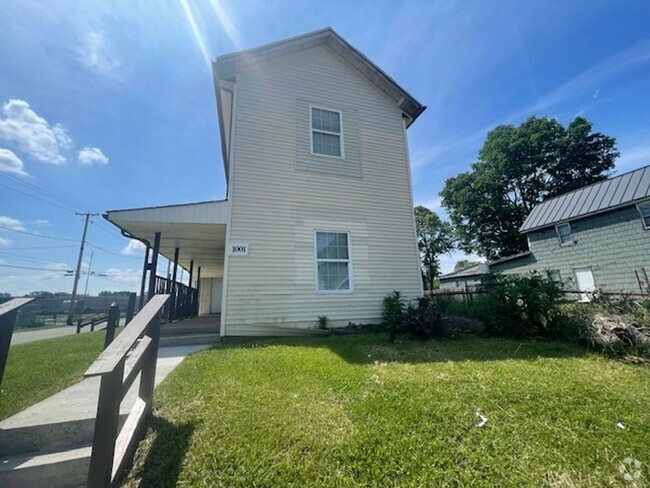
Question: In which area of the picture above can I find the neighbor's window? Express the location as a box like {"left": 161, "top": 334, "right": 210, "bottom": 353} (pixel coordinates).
{"left": 638, "top": 202, "right": 650, "bottom": 229}
{"left": 556, "top": 223, "right": 573, "bottom": 246}
{"left": 316, "top": 231, "right": 351, "bottom": 291}
{"left": 311, "top": 107, "right": 343, "bottom": 158}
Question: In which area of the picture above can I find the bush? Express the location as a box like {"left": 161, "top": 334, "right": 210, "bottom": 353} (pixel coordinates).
{"left": 404, "top": 295, "right": 443, "bottom": 339}
{"left": 317, "top": 315, "right": 328, "bottom": 329}
{"left": 383, "top": 291, "right": 443, "bottom": 341}
{"left": 382, "top": 291, "right": 404, "bottom": 341}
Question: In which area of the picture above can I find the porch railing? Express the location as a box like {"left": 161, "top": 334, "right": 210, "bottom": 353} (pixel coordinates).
{"left": 0, "top": 298, "right": 34, "bottom": 387}
{"left": 85, "top": 294, "right": 170, "bottom": 488}
{"left": 153, "top": 275, "right": 198, "bottom": 322}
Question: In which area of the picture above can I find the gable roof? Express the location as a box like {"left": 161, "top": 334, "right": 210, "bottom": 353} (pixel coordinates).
{"left": 212, "top": 27, "right": 426, "bottom": 183}
{"left": 520, "top": 164, "right": 650, "bottom": 233}
{"left": 439, "top": 263, "right": 489, "bottom": 281}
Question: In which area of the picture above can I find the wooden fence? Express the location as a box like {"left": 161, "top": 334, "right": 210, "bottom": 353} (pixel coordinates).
{"left": 84, "top": 294, "right": 170, "bottom": 488}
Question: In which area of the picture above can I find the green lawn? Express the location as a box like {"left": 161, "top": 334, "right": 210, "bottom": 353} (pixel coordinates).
{"left": 0, "top": 330, "right": 117, "bottom": 420}
{"left": 123, "top": 335, "right": 649, "bottom": 487}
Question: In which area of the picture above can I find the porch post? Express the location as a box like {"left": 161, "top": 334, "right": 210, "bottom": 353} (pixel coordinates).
{"left": 188, "top": 260, "right": 194, "bottom": 317}
{"left": 139, "top": 245, "right": 150, "bottom": 310}
{"left": 147, "top": 232, "right": 161, "bottom": 301}
{"left": 169, "top": 247, "right": 179, "bottom": 321}
{"left": 196, "top": 266, "right": 201, "bottom": 315}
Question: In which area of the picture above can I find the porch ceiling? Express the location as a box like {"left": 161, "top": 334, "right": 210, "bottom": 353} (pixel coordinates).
{"left": 105, "top": 200, "right": 229, "bottom": 278}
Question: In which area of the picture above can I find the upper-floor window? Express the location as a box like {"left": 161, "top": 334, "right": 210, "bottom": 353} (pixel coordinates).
{"left": 638, "top": 202, "right": 650, "bottom": 229}
{"left": 555, "top": 223, "right": 573, "bottom": 246}
{"left": 315, "top": 231, "right": 351, "bottom": 292}
{"left": 311, "top": 107, "right": 344, "bottom": 158}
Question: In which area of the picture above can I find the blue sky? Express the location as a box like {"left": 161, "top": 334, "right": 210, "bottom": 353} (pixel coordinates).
{"left": 0, "top": 0, "right": 649, "bottom": 295}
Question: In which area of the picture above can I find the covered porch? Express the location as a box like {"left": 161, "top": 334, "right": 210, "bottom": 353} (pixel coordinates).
{"left": 105, "top": 200, "right": 229, "bottom": 328}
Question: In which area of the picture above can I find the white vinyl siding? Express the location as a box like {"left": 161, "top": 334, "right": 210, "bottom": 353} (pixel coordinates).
{"left": 638, "top": 202, "right": 650, "bottom": 229}
{"left": 556, "top": 223, "right": 573, "bottom": 246}
{"left": 223, "top": 43, "right": 422, "bottom": 335}
{"left": 316, "top": 231, "right": 351, "bottom": 292}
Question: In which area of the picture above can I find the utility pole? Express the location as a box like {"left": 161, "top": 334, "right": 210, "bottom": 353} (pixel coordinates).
{"left": 67, "top": 212, "right": 98, "bottom": 325}
{"left": 83, "top": 251, "right": 94, "bottom": 298}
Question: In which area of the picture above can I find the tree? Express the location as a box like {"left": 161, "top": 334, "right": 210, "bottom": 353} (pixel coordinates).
{"left": 98, "top": 290, "right": 132, "bottom": 296}
{"left": 441, "top": 116, "right": 618, "bottom": 259}
{"left": 414, "top": 206, "right": 455, "bottom": 291}
{"left": 453, "top": 259, "right": 480, "bottom": 272}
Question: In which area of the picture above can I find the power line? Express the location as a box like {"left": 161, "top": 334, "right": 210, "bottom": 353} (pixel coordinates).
{"left": 0, "top": 173, "right": 89, "bottom": 212}
{"left": 0, "top": 182, "right": 79, "bottom": 213}
{"left": 0, "top": 250, "right": 67, "bottom": 265}
{"left": 0, "top": 225, "right": 79, "bottom": 242}
{"left": 0, "top": 263, "right": 74, "bottom": 272}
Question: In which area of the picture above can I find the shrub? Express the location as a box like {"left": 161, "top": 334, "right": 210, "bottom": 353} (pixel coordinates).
{"left": 317, "top": 315, "right": 328, "bottom": 329}
{"left": 382, "top": 291, "right": 405, "bottom": 341}
{"left": 404, "top": 295, "right": 443, "bottom": 339}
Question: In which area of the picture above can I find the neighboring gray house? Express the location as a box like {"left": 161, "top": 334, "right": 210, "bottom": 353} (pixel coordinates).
{"left": 491, "top": 165, "right": 650, "bottom": 299}
{"left": 439, "top": 263, "right": 489, "bottom": 290}
{"left": 106, "top": 28, "right": 425, "bottom": 335}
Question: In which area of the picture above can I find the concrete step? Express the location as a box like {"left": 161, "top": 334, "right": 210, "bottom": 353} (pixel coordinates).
{"left": 0, "top": 414, "right": 128, "bottom": 458}
{"left": 160, "top": 324, "right": 218, "bottom": 336}
{"left": 0, "top": 445, "right": 91, "bottom": 488}
{"left": 159, "top": 333, "right": 219, "bottom": 347}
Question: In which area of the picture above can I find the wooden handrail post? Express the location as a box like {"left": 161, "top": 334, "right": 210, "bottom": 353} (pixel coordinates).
{"left": 104, "top": 303, "right": 120, "bottom": 350}
{"left": 138, "top": 309, "right": 162, "bottom": 409}
{"left": 87, "top": 359, "right": 124, "bottom": 488}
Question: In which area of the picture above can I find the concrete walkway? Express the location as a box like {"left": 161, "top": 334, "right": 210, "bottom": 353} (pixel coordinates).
{"left": 11, "top": 318, "right": 127, "bottom": 346}
{"left": 0, "top": 343, "right": 213, "bottom": 487}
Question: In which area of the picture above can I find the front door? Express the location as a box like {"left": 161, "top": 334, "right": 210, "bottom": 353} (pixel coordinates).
{"left": 210, "top": 278, "right": 223, "bottom": 314}
{"left": 573, "top": 268, "right": 595, "bottom": 302}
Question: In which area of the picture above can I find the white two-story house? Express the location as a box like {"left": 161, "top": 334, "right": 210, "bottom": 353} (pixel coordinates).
{"left": 105, "top": 28, "right": 426, "bottom": 336}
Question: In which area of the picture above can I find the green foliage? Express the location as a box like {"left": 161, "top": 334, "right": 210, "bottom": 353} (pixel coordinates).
{"left": 441, "top": 116, "right": 618, "bottom": 259}
{"left": 403, "top": 295, "right": 443, "bottom": 339}
{"left": 453, "top": 259, "right": 480, "bottom": 272}
{"left": 317, "top": 315, "right": 329, "bottom": 329}
{"left": 439, "top": 273, "right": 567, "bottom": 339}
{"left": 25, "top": 291, "right": 69, "bottom": 297}
{"left": 414, "top": 206, "right": 455, "bottom": 290}
{"left": 98, "top": 290, "right": 132, "bottom": 296}
{"left": 382, "top": 290, "right": 404, "bottom": 340}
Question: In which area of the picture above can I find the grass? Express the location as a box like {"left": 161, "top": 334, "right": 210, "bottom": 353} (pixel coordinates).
{"left": 123, "top": 335, "right": 650, "bottom": 487}
{"left": 0, "top": 329, "right": 118, "bottom": 420}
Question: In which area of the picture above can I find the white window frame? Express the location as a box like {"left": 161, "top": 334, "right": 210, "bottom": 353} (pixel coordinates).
{"left": 314, "top": 230, "right": 353, "bottom": 293}
{"left": 309, "top": 105, "right": 345, "bottom": 159}
{"left": 555, "top": 223, "right": 574, "bottom": 246}
{"left": 636, "top": 201, "right": 650, "bottom": 230}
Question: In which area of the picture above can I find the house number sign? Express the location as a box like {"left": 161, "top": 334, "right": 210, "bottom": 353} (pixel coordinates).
{"left": 229, "top": 241, "right": 249, "bottom": 256}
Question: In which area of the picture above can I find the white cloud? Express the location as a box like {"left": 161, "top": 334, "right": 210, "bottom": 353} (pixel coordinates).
{"left": 78, "top": 146, "right": 108, "bottom": 166}
{"left": 121, "top": 239, "right": 145, "bottom": 256}
{"left": 105, "top": 267, "right": 140, "bottom": 285}
{"left": 0, "top": 237, "right": 11, "bottom": 246}
{"left": 0, "top": 99, "right": 72, "bottom": 164}
{"left": 45, "top": 262, "right": 74, "bottom": 272}
{"left": 0, "top": 148, "right": 29, "bottom": 176}
{"left": 0, "top": 216, "right": 25, "bottom": 231}
{"left": 415, "top": 196, "right": 443, "bottom": 211}
{"left": 36, "top": 219, "right": 49, "bottom": 225}
{"left": 77, "top": 30, "right": 121, "bottom": 76}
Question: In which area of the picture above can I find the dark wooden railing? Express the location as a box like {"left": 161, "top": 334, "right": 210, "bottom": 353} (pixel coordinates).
{"left": 0, "top": 298, "right": 34, "bottom": 387}
{"left": 154, "top": 275, "right": 198, "bottom": 322}
{"left": 84, "top": 294, "right": 170, "bottom": 487}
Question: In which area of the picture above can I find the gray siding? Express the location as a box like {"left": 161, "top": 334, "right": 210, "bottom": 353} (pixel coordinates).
{"left": 492, "top": 205, "right": 650, "bottom": 292}
{"left": 223, "top": 44, "right": 422, "bottom": 335}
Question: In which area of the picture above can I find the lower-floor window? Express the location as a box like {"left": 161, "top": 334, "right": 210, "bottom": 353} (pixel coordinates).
{"left": 315, "top": 231, "right": 351, "bottom": 291}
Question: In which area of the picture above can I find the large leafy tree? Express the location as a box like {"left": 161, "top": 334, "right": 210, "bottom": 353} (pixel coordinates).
{"left": 414, "top": 206, "right": 455, "bottom": 291}
{"left": 441, "top": 116, "right": 618, "bottom": 259}
{"left": 453, "top": 259, "right": 480, "bottom": 272}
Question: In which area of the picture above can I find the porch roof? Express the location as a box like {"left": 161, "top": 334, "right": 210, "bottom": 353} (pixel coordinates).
{"left": 105, "top": 200, "right": 229, "bottom": 278}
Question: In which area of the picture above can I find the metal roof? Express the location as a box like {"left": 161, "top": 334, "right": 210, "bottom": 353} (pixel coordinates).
{"left": 520, "top": 165, "right": 650, "bottom": 233}
{"left": 439, "top": 263, "right": 489, "bottom": 280}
